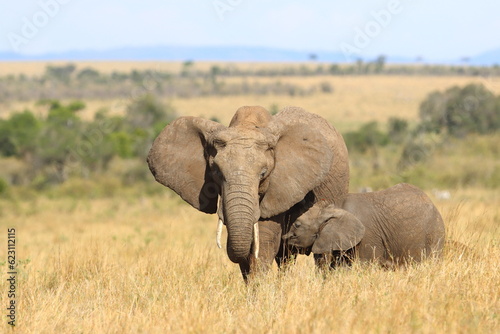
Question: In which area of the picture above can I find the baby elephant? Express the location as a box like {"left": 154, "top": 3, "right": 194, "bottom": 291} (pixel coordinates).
{"left": 283, "top": 183, "right": 445, "bottom": 268}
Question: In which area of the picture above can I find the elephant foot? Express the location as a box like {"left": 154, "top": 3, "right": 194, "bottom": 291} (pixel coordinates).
{"left": 239, "top": 261, "right": 251, "bottom": 282}
{"left": 238, "top": 256, "right": 272, "bottom": 282}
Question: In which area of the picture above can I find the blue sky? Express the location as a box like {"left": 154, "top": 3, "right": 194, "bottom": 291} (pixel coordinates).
{"left": 1, "top": 0, "right": 499, "bottom": 60}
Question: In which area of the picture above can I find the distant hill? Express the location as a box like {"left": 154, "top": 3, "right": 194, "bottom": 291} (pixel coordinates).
{"left": 0, "top": 46, "right": 348, "bottom": 62}
{"left": 469, "top": 48, "right": 500, "bottom": 66}
{"left": 0, "top": 45, "right": 498, "bottom": 65}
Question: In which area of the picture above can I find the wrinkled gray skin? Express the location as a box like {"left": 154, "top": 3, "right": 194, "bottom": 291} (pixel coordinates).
{"left": 283, "top": 183, "right": 446, "bottom": 268}
{"left": 147, "top": 106, "right": 349, "bottom": 280}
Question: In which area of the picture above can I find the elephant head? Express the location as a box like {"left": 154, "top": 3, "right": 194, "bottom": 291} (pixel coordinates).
{"left": 282, "top": 204, "right": 365, "bottom": 254}
{"left": 148, "top": 106, "right": 348, "bottom": 264}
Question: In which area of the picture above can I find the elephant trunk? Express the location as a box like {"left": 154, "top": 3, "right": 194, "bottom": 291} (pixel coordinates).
{"left": 223, "top": 174, "right": 260, "bottom": 263}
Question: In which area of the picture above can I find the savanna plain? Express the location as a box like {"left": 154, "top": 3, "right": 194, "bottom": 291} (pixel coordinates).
{"left": 0, "top": 62, "right": 499, "bottom": 333}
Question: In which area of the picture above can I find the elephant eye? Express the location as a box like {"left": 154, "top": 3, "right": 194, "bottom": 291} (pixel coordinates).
{"left": 293, "top": 221, "right": 301, "bottom": 228}
{"left": 213, "top": 139, "right": 226, "bottom": 148}
{"left": 259, "top": 168, "right": 268, "bottom": 179}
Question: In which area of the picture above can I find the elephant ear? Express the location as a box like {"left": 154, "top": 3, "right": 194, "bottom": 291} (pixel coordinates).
{"left": 312, "top": 207, "right": 365, "bottom": 253}
{"left": 259, "top": 107, "right": 334, "bottom": 218}
{"left": 147, "top": 116, "right": 225, "bottom": 213}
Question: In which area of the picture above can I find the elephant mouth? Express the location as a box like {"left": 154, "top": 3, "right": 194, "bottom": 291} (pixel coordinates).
{"left": 287, "top": 241, "right": 312, "bottom": 255}
{"left": 282, "top": 233, "right": 300, "bottom": 248}
{"left": 286, "top": 238, "right": 303, "bottom": 249}
{"left": 283, "top": 232, "right": 317, "bottom": 251}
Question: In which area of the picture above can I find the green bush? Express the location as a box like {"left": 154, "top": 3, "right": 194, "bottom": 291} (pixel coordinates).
{"left": 269, "top": 104, "right": 280, "bottom": 116}
{"left": 419, "top": 83, "right": 500, "bottom": 136}
{"left": 109, "top": 132, "right": 134, "bottom": 158}
{"left": 67, "top": 100, "right": 86, "bottom": 112}
{"left": 44, "top": 63, "right": 76, "bottom": 83}
{"left": 0, "top": 177, "right": 8, "bottom": 195}
{"left": 489, "top": 165, "right": 500, "bottom": 188}
{"left": 126, "top": 94, "right": 177, "bottom": 130}
{"left": 0, "top": 110, "right": 40, "bottom": 157}
{"left": 344, "top": 122, "right": 389, "bottom": 153}
{"left": 398, "top": 133, "right": 441, "bottom": 171}
{"left": 387, "top": 117, "right": 409, "bottom": 142}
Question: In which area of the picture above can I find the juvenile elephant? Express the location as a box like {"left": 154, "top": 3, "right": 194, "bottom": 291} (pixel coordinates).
{"left": 148, "top": 106, "right": 349, "bottom": 279}
{"left": 282, "top": 183, "right": 446, "bottom": 268}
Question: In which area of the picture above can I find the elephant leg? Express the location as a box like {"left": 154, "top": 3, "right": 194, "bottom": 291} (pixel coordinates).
{"left": 314, "top": 253, "right": 333, "bottom": 268}
{"left": 239, "top": 261, "right": 251, "bottom": 282}
{"left": 254, "top": 220, "right": 282, "bottom": 271}
{"left": 239, "top": 220, "right": 282, "bottom": 282}
{"left": 274, "top": 200, "right": 313, "bottom": 269}
{"left": 330, "top": 250, "right": 354, "bottom": 269}
{"left": 314, "top": 253, "right": 332, "bottom": 278}
{"left": 314, "top": 250, "right": 354, "bottom": 271}
{"left": 275, "top": 240, "right": 299, "bottom": 268}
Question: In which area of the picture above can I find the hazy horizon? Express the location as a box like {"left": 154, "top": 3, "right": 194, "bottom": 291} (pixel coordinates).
{"left": 1, "top": 1, "right": 499, "bottom": 61}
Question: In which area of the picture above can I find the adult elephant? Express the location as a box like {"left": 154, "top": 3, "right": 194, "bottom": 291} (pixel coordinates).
{"left": 147, "top": 106, "right": 349, "bottom": 279}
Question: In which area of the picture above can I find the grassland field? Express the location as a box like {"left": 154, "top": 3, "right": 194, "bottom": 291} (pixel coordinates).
{"left": 0, "top": 62, "right": 498, "bottom": 333}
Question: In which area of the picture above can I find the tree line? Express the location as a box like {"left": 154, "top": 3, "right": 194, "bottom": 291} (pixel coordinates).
{"left": 1, "top": 62, "right": 499, "bottom": 102}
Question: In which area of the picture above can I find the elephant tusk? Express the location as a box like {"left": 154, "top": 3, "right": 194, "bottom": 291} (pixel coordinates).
{"left": 216, "top": 219, "right": 223, "bottom": 249}
{"left": 253, "top": 222, "right": 259, "bottom": 259}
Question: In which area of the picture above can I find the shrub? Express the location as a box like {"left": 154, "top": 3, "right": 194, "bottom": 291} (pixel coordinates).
{"left": 125, "top": 94, "right": 177, "bottom": 130}
{"left": 109, "top": 132, "right": 134, "bottom": 158}
{"left": 44, "top": 63, "right": 76, "bottom": 83}
{"left": 398, "top": 133, "right": 441, "bottom": 171}
{"left": 387, "top": 117, "right": 409, "bottom": 142}
{"left": 269, "top": 104, "right": 280, "bottom": 116}
{"left": 67, "top": 100, "right": 86, "bottom": 112}
{"left": 419, "top": 83, "right": 500, "bottom": 136}
{"left": 0, "top": 177, "right": 8, "bottom": 195}
{"left": 0, "top": 110, "right": 40, "bottom": 158}
{"left": 344, "top": 122, "right": 389, "bottom": 153}
{"left": 77, "top": 67, "right": 101, "bottom": 81}
{"left": 319, "top": 82, "right": 333, "bottom": 93}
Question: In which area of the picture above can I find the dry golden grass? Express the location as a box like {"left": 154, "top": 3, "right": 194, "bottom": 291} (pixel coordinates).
{"left": 0, "top": 188, "right": 498, "bottom": 333}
